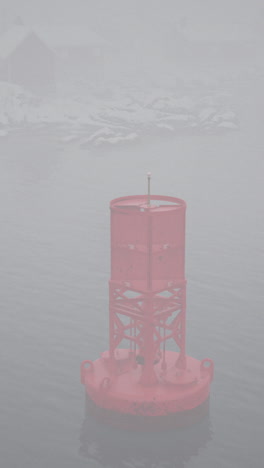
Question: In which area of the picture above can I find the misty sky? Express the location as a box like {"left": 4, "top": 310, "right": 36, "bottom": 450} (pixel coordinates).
{"left": 1, "top": 0, "right": 263, "bottom": 43}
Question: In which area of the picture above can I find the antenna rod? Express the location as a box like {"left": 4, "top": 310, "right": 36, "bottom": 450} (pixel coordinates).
{"left": 147, "top": 172, "right": 151, "bottom": 207}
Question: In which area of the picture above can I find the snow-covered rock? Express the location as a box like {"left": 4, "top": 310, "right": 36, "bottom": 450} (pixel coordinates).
{"left": 156, "top": 123, "right": 174, "bottom": 131}
{"left": 218, "top": 121, "right": 239, "bottom": 129}
{"left": 95, "top": 132, "right": 138, "bottom": 146}
{"left": 199, "top": 107, "right": 217, "bottom": 122}
{"left": 0, "top": 81, "right": 238, "bottom": 146}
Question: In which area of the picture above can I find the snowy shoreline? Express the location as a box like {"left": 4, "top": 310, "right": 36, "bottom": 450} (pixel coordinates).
{"left": 0, "top": 82, "right": 239, "bottom": 146}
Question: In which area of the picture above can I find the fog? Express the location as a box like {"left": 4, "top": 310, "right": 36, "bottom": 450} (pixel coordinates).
{"left": 0, "top": 1, "right": 263, "bottom": 468}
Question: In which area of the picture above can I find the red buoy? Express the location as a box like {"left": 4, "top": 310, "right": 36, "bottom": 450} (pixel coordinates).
{"left": 81, "top": 178, "right": 213, "bottom": 417}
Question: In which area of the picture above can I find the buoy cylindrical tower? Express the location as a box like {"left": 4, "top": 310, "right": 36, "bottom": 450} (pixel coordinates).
{"left": 81, "top": 182, "right": 213, "bottom": 417}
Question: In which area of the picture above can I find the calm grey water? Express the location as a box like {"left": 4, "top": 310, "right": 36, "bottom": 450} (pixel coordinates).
{"left": 1, "top": 82, "right": 263, "bottom": 468}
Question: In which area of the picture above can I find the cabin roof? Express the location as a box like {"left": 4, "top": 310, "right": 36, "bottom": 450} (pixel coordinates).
{"left": 0, "top": 24, "right": 52, "bottom": 60}
{"left": 0, "top": 25, "right": 31, "bottom": 59}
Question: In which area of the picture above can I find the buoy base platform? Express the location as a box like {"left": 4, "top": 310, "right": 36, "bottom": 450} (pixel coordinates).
{"left": 81, "top": 349, "right": 214, "bottom": 418}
